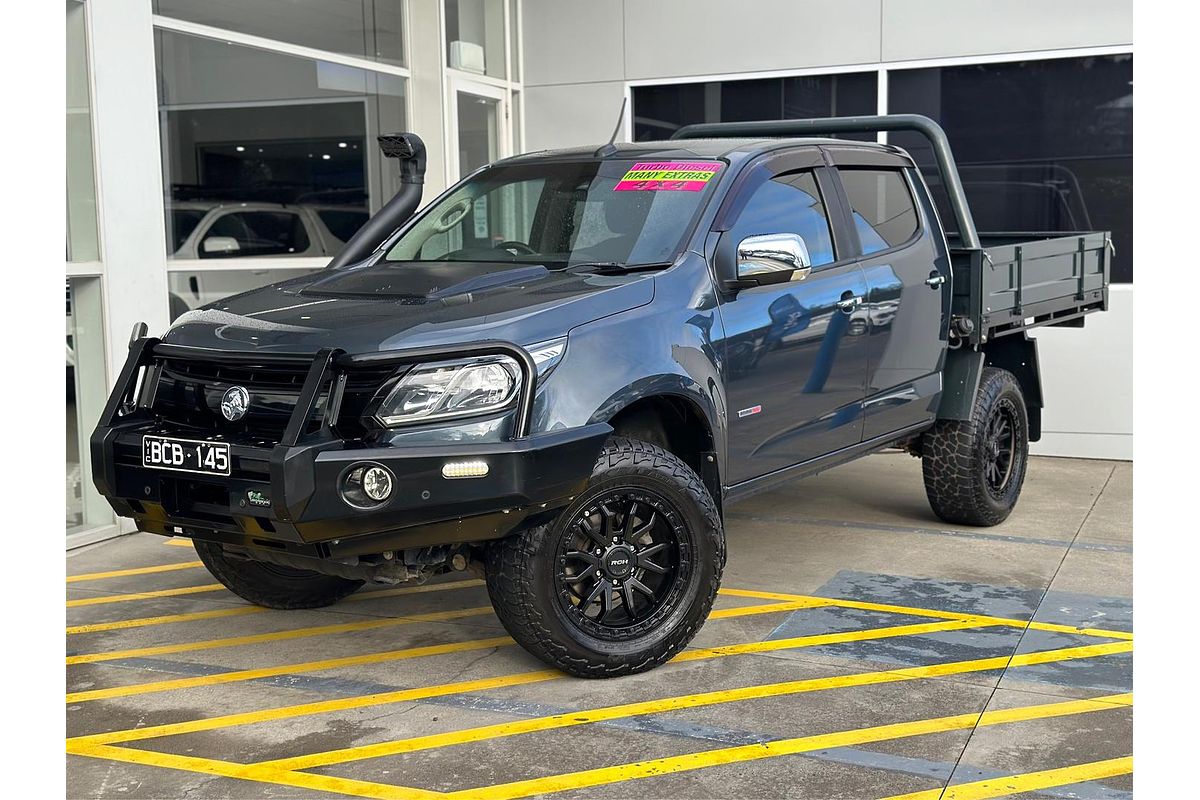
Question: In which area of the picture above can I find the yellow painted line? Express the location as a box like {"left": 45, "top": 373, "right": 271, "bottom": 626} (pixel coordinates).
{"left": 164, "top": 538, "right": 196, "bottom": 547}
{"left": 66, "top": 605, "right": 495, "bottom": 667}
{"left": 66, "top": 742, "right": 441, "bottom": 800}
{"left": 67, "top": 610, "right": 952, "bottom": 742}
{"left": 65, "top": 579, "right": 485, "bottom": 635}
{"left": 720, "top": 587, "right": 1134, "bottom": 641}
{"left": 440, "top": 693, "right": 1132, "bottom": 800}
{"left": 67, "top": 561, "right": 204, "bottom": 584}
{"left": 67, "top": 634, "right": 515, "bottom": 704}
{"left": 706, "top": 599, "right": 827, "bottom": 618}
{"left": 880, "top": 755, "right": 1133, "bottom": 800}
{"left": 675, "top": 617, "right": 981, "bottom": 662}
{"left": 70, "top": 669, "right": 562, "bottom": 746}
{"left": 67, "top": 605, "right": 266, "bottom": 635}
{"left": 69, "top": 609, "right": 1127, "bottom": 748}
{"left": 64, "top": 599, "right": 794, "bottom": 702}
{"left": 261, "top": 618, "right": 984, "bottom": 771}
{"left": 66, "top": 583, "right": 225, "bottom": 608}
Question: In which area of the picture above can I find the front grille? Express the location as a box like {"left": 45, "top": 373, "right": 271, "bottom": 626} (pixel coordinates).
{"left": 150, "top": 356, "right": 392, "bottom": 445}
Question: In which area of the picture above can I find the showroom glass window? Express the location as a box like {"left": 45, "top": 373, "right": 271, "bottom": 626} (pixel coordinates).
{"left": 66, "top": 0, "right": 99, "bottom": 262}
{"left": 445, "top": 0, "right": 509, "bottom": 79}
{"left": 888, "top": 55, "right": 1133, "bottom": 282}
{"left": 632, "top": 73, "right": 877, "bottom": 142}
{"left": 152, "top": 1, "right": 405, "bottom": 66}
{"left": 154, "top": 28, "right": 408, "bottom": 318}
{"left": 66, "top": 3, "right": 111, "bottom": 537}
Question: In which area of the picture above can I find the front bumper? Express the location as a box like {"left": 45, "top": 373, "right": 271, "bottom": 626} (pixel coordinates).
{"left": 91, "top": 338, "right": 610, "bottom": 558}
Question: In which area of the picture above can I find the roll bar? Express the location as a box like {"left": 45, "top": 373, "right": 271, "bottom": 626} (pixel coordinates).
{"left": 670, "top": 114, "right": 980, "bottom": 249}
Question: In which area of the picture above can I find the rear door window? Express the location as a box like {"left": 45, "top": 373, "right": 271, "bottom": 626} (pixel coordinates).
{"left": 838, "top": 169, "right": 919, "bottom": 255}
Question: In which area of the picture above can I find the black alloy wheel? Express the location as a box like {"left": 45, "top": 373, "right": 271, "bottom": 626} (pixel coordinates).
{"left": 485, "top": 437, "right": 725, "bottom": 678}
{"left": 554, "top": 489, "right": 684, "bottom": 640}
{"left": 983, "top": 398, "right": 1019, "bottom": 498}
{"left": 921, "top": 366, "right": 1030, "bottom": 527}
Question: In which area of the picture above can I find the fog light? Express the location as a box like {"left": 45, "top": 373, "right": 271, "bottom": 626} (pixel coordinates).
{"left": 362, "top": 466, "right": 393, "bottom": 501}
{"left": 341, "top": 462, "right": 395, "bottom": 509}
{"left": 442, "top": 459, "right": 489, "bottom": 479}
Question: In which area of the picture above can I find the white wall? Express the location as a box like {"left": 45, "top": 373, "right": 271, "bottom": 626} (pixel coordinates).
{"left": 1031, "top": 285, "right": 1132, "bottom": 460}
{"left": 521, "top": 0, "right": 1133, "bottom": 460}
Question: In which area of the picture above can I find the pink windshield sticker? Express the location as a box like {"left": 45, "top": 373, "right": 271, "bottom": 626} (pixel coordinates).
{"left": 614, "top": 161, "right": 723, "bottom": 192}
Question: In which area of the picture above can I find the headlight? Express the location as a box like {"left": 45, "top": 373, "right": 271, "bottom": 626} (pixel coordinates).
{"left": 374, "top": 356, "right": 519, "bottom": 427}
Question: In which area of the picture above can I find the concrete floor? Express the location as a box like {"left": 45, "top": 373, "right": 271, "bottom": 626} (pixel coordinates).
{"left": 66, "top": 452, "right": 1132, "bottom": 800}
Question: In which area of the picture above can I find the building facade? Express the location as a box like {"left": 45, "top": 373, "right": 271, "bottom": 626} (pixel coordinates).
{"left": 65, "top": 0, "right": 1132, "bottom": 546}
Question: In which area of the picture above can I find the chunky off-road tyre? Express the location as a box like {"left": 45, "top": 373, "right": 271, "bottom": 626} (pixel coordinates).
{"left": 922, "top": 366, "right": 1029, "bottom": 527}
{"left": 486, "top": 436, "right": 725, "bottom": 678}
{"left": 194, "top": 541, "right": 363, "bottom": 609}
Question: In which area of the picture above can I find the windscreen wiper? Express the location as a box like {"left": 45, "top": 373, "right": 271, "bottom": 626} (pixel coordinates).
{"left": 565, "top": 261, "right": 670, "bottom": 275}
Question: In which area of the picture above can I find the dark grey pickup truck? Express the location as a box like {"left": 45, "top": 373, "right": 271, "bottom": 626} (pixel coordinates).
{"left": 92, "top": 115, "right": 1110, "bottom": 677}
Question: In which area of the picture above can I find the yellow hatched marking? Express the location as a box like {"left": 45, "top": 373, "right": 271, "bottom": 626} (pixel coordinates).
{"left": 440, "top": 693, "right": 1132, "bottom": 800}
{"left": 674, "top": 617, "right": 978, "bottom": 662}
{"left": 67, "top": 561, "right": 204, "bottom": 583}
{"left": 68, "top": 620, "right": 1127, "bottom": 748}
{"left": 880, "top": 755, "right": 1133, "bottom": 800}
{"left": 66, "top": 584, "right": 224, "bottom": 608}
{"left": 261, "top": 618, "right": 984, "bottom": 771}
{"left": 67, "top": 635, "right": 515, "bottom": 704}
{"left": 66, "top": 742, "right": 440, "bottom": 800}
{"left": 66, "top": 579, "right": 484, "bottom": 635}
{"left": 65, "top": 600, "right": 802, "bottom": 700}
{"left": 66, "top": 605, "right": 495, "bottom": 668}
{"left": 720, "top": 587, "right": 1134, "bottom": 641}
{"left": 70, "top": 670, "right": 562, "bottom": 746}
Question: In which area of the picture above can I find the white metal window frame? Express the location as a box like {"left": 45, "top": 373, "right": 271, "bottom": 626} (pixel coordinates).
{"left": 446, "top": 75, "right": 512, "bottom": 180}
{"left": 151, "top": 11, "right": 416, "bottom": 276}
{"left": 621, "top": 44, "right": 1134, "bottom": 145}
{"left": 441, "top": 0, "right": 524, "bottom": 182}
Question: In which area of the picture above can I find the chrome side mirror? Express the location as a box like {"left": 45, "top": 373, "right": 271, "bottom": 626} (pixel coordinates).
{"left": 736, "top": 233, "right": 812, "bottom": 286}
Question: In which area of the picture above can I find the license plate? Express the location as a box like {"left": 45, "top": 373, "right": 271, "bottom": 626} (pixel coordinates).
{"left": 142, "top": 435, "right": 231, "bottom": 476}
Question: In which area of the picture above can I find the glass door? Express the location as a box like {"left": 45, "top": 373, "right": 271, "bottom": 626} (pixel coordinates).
{"left": 449, "top": 77, "right": 510, "bottom": 180}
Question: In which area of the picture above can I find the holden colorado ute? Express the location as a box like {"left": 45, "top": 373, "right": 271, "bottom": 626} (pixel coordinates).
{"left": 92, "top": 116, "right": 1111, "bottom": 677}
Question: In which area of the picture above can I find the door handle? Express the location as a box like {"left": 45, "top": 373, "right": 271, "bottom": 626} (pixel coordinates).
{"left": 837, "top": 296, "right": 863, "bottom": 314}
{"left": 925, "top": 274, "right": 946, "bottom": 289}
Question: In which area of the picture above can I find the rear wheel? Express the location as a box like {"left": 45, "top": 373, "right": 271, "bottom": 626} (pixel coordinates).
{"left": 921, "top": 366, "right": 1029, "bottom": 526}
{"left": 194, "top": 541, "right": 363, "bottom": 609}
{"left": 486, "top": 437, "right": 724, "bottom": 678}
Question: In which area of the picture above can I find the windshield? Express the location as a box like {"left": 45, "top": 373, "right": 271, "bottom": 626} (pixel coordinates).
{"left": 384, "top": 158, "right": 725, "bottom": 268}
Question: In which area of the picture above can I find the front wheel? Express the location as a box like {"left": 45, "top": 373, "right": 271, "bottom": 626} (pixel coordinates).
{"left": 486, "top": 437, "right": 725, "bottom": 678}
{"left": 921, "top": 366, "right": 1030, "bottom": 526}
{"left": 194, "top": 541, "right": 363, "bottom": 609}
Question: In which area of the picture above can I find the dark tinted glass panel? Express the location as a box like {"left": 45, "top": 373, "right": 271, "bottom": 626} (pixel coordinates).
{"left": 633, "top": 72, "right": 877, "bottom": 142}
{"left": 888, "top": 55, "right": 1132, "bottom": 281}
{"left": 168, "top": 208, "right": 206, "bottom": 253}
{"left": 839, "top": 169, "right": 919, "bottom": 254}
{"left": 318, "top": 209, "right": 370, "bottom": 243}
{"left": 732, "top": 171, "right": 835, "bottom": 267}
